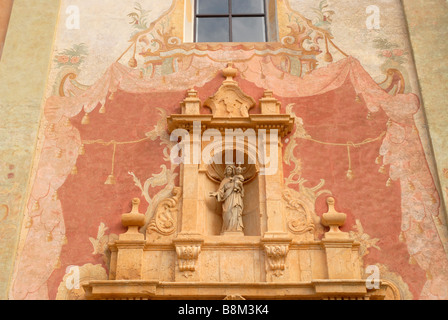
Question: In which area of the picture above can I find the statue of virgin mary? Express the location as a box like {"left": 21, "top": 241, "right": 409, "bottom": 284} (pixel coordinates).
{"left": 209, "top": 165, "right": 244, "bottom": 234}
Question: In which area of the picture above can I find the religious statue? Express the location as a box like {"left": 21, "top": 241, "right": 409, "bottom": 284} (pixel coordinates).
{"left": 209, "top": 165, "right": 245, "bottom": 234}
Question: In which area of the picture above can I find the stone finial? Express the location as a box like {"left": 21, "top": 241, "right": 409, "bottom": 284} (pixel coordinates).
{"left": 181, "top": 88, "right": 201, "bottom": 115}
{"left": 260, "top": 90, "right": 281, "bottom": 114}
{"left": 222, "top": 63, "right": 238, "bottom": 83}
{"left": 321, "top": 197, "right": 348, "bottom": 239}
{"left": 120, "top": 198, "right": 145, "bottom": 240}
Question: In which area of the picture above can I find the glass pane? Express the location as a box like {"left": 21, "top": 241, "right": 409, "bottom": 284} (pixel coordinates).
{"left": 232, "top": 17, "right": 266, "bottom": 42}
{"left": 196, "top": 18, "right": 230, "bottom": 42}
{"left": 232, "top": 0, "right": 265, "bottom": 14}
{"left": 197, "top": 0, "right": 229, "bottom": 15}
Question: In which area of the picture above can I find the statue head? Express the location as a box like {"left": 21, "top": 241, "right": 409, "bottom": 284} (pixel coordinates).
{"left": 235, "top": 166, "right": 245, "bottom": 175}
{"left": 225, "top": 165, "right": 235, "bottom": 177}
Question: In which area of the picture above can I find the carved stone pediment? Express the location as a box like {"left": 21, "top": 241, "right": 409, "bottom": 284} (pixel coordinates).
{"left": 204, "top": 63, "right": 255, "bottom": 118}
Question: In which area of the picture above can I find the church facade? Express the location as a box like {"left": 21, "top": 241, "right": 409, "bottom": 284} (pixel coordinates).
{"left": 0, "top": 0, "right": 448, "bottom": 300}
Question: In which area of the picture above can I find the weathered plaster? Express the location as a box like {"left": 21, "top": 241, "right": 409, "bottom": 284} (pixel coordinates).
{"left": 0, "top": 0, "right": 61, "bottom": 300}
{"left": 0, "top": 0, "right": 13, "bottom": 60}
{"left": 402, "top": 0, "right": 448, "bottom": 218}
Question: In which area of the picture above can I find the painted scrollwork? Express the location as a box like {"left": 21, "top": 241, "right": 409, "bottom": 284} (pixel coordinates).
{"left": 148, "top": 187, "right": 181, "bottom": 236}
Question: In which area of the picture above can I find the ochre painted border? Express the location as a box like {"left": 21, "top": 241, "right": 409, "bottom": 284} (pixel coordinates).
{"left": 0, "top": 0, "right": 61, "bottom": 300}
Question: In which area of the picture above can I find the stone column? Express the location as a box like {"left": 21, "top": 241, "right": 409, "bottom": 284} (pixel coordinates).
{"left": 178, "top": 105, "right": 203, "bottom": 237}
{"left": 261, "top": 133, "right": 289, "bottom": 238}
{"left": 174, "top": 117, "right": 204, "bottom": 281}
{"left": 258, "top": 98, "right": 292, "bottom": 281}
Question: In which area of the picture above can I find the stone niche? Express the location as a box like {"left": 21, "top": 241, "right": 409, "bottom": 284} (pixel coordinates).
{"left": 84, "top": 64, "right": 397, "bottom": 300}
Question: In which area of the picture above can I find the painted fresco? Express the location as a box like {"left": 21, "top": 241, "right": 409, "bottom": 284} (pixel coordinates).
{"left": 8, "top": 0, "right": 448, "bottom": 300}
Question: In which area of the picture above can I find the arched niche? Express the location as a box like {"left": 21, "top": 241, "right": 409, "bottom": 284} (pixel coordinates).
{"left": 201, "top": 140, "right": 262, "bottom": 236}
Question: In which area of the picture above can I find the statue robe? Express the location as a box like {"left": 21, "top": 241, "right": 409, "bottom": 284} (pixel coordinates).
{"left": 216, "top": 176, "right": 244, "bottom": 233}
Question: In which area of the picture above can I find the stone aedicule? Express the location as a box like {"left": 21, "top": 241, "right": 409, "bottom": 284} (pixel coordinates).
{"left": 84, "top": 65, "right": 390, "bottom": 300}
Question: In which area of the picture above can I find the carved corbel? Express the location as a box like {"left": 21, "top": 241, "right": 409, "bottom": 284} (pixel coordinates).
{"left": 263, "top": 242, "right": 290, "bottom": 278}
{"left": 176, "top": 245, "right": 201, "bottom": 272}
{"left": 173, "top": 237, "right": 204, "bottom": 279}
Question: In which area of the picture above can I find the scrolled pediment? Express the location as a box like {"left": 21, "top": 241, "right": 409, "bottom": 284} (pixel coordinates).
{"left": 204, "top": 63, "right": 256, "bottom": 118}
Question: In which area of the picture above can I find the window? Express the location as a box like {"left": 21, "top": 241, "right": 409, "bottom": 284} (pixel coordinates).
{"left": 195, "top": 0, "right": 267, "bottom": 42}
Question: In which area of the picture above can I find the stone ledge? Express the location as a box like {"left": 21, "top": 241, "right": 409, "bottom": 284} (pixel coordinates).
{"left": 83, "top": 280, "right": 386, "bottom": 300}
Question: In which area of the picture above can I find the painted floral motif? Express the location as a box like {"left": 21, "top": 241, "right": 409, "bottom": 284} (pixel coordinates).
{"left": 373, "top": 38, "right": 409, "bottom": 68}
{"left": 349, "top": 219, "right": 380, "bottom": 258}
{"left": 128, "top": 2, "right": 152, "bottom": 35}
{"left": 89, "top": 223, "right": 118, "bottom": 267}
{"left": 310, "top": 0, "right": 335, "bottom": 32}
{"left": 54, "top": 43, "right": 88, "bottom": 69}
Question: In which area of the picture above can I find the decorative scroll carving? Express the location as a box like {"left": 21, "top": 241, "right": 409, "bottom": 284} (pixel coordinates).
{"left": 148, "top": 187, "right": 182, "bottom": 236}
{"left": 204, "top": 63, "right": 255, "bottom": 118}
{"left": 380, "top": 280, "right": 400, "bottom": 300}
{"left": 282, "top": 189, "right": 315, "bottom": 236}
{"left": 224, "top": 295, "right": 246, "bottom": 300}
{"left": 264, "top": 244, "right": 290, "bottom": 277}
{"left": 175, "top": 244, "right": 202, "bottom": 273}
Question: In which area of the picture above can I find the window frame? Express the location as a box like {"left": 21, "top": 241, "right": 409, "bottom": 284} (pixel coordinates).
{"left": 194, "top": 0, "right": 268, "bottom": 43}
